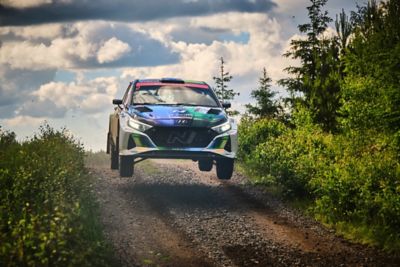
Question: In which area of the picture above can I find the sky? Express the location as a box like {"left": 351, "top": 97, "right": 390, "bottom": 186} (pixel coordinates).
{"left": 0, "top": 0, "right": 360, "bottom": 151}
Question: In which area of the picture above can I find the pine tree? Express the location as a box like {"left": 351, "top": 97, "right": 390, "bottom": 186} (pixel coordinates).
{"left": 335, "top": 8, "right": 352, "bottom": 78}
{"left": 213, "top": 57, "right": 238, "bottom": 101}
{"left": 245, "top": 68, "right": 280, "bottom": 118}
{"left": 279, "top": 0, "right": 341, "bottom": 131}
{"left": 335, "top": 9, "right": 352, "bottom": 53}
{"left": 213, "top": 57, "right": 239, "bottom": 115}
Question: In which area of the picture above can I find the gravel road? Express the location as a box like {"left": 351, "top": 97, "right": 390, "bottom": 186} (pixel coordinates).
{"left": 91, "top": 159, "right": 399, "bottom": 267}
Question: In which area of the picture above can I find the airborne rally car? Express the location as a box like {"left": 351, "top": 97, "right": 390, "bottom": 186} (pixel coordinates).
{"left": 107, "top": 78, "right": 238, "bottom": 179}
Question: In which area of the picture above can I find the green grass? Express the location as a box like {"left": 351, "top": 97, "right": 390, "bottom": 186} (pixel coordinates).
{"left": 85, "top": 150, "right": 110, "bottom": 168}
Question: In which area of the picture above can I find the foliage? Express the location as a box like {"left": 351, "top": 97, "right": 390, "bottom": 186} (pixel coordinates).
{"left": 238, "top": 116, "right": 287, "bottom": 162}
{"left": 279, "top": 0, "right": 341, "bottom": 131}
{"left": 245, "top": 68, "right": 281, "bottom": 118}
{"left": 213, "top": 57, "right": 238, "bottom": 101}
{"left": 335, "top": 9, "right": 352, "bottom": 53}
{"left": 238, "top": 110, "right": 400, "bottom": 250}
{"left": 310, "top": 132, "right": 400, "bottom": 250}
{"left": 341, "top": 0, "right": 400, "bottom": 134}
{"left": 85, "top": 150, "right": 110, "bottom": 168}
{"left": 239, "top": 109, "right": 333, "bottom": 197}
{"left": 237, "top": 0, "right": 400, "bottom": 252}
{"left": 0, "top": 125, "right": 114, "bottom": 266}
{"left": 213, "top": 57, "right": 239, "bottom": 115}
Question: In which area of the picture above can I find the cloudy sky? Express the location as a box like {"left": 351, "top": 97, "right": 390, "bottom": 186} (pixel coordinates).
{"left": 0, "top": 0, "right": 358, "bottom": 151}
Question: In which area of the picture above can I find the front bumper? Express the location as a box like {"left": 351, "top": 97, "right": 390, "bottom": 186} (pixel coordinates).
{"left": 118, "top": 126, "right": 237, "bottom": 160}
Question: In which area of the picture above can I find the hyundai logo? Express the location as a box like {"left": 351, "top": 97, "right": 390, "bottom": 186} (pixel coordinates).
{"left": 167, "top": 131, "right": 196, "bottom": 145}
{"left": 175, "top": 119, "right": 190, "bottom": 125}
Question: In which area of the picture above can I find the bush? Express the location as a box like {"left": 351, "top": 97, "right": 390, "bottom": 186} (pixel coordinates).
{"left": 239, "top": 109, "right": 334, "bottom": 197}
{"left": 310, "top": 132, "right": 400, "bottom": 250}
{"left": 238, "top": 111, "right": 400, "bottom": 250}
{"left": 0, "top": 125, "right": 113, "bottom": 266}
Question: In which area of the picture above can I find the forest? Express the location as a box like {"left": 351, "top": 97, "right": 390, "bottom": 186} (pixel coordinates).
{"left": 238, "top": 0, "right": 400, "bottom": 250}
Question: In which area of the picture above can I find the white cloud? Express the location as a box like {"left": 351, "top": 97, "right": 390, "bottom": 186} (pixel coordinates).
{"left": 1, "top": 0, "right": 52, "bottom": 8}
{"left": 28, "top": 76, "right": 119, "bottom": 116}
{"left": 3, "top": 115, "right": 47, "bottom": 127}
{"left": 123, "top": 12, "right": 295, "bottom": 98}
{"left": 0, "top": 24, "right": 67, "bottom": 40}
{"left": 0, "top": 21, "right": 177, "bottom": 70}
{"left": 81, "top": 93, "right": 112, "bottom": 113}
{"left": 97, "top": 37, "right": 131, "bottom": 64}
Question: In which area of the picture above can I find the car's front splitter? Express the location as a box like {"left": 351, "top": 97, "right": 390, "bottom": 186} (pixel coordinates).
{"left": 118, "top": 127, "right": 237, "bottom": 160}
{"left": 120, "top": 147, "right": 235, "bottom": 160}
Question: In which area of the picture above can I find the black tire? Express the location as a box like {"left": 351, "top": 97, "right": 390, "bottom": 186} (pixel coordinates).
{"left": 216, "top": 158, "right": 234, "bottom": 180}
{"left": 198, "top": 159, "right": 213, "bottom": 172}
{"left": 110, "top": 136, "right": 119, "bottom": 170}
{"left": 110, "top": 145, "right": 119, "bottom": 170}
{"left": 119, "top": 156, "right": 134, "bottom": 177}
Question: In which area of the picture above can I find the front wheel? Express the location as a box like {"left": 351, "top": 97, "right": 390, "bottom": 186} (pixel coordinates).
{"left": 216, "top": 158, "right": 234, "bottom": 180}
{"left": 110, "top": 144, "right": 119, "bottom": 170}
{"left": 119, "top": 156, "right": 134, "bottom": 177}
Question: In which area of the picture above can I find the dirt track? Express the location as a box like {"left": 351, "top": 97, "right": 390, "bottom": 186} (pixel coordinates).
{"left": 91, "top": 160, "right": 399, "bottom": 267}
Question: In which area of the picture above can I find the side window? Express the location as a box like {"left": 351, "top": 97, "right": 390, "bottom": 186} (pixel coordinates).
{"left": 122, "top": 82, "right": 132, "bottom": 106}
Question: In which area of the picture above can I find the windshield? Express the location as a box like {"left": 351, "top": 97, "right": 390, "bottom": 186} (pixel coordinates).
{"left": 132, "top": 85, "right": 220, "bottom": 107}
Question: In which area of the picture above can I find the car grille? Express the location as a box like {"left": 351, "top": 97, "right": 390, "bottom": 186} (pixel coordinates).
{"left": 145, "top": 127, "right": 218, "bottom": 148}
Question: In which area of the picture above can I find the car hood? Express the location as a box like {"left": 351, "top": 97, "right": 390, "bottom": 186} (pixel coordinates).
{"left": 127, "top": 105, "right": 227, "bottom": 128}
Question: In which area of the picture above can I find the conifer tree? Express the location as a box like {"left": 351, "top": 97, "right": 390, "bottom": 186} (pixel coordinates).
{"left": 279, "top": 0, "right": 341, "bottom": 131}
{"left": 213, "top": 57, "right": 239, "bottom": 115}
{"left": 245, "top": 68, "right": 280, "bottom": 118}
{"left": 213, "top": 57, "right": 238, "bottom": 101}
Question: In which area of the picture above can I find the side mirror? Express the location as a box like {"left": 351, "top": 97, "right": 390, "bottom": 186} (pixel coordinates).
{"left": 221, "top": 101, "right": 231, "bottom": 109}
{"left": 112, "top": 99, "right": 123, "bottom": 105}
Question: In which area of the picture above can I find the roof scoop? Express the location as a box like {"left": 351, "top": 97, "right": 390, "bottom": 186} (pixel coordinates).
{"left": 134, "top": 106, "right": 153, "bottom": 113}
{"left": 160, "top": 78, "right": 184, "bottom": 84}
{"left": 207, "top": 108, "right": 221, "bottom": 115}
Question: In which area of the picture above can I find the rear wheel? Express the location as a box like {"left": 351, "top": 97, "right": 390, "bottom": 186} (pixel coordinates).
{"left": 198, "top": 159, "right": 213, "bottom": 171}
{"left": 119, "top": 156, "right": 134, "bottom": 177}
{"left": 216, "top": 158, "right": 234, "bottom": 180}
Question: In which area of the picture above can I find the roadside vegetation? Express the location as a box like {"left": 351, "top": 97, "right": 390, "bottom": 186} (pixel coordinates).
{"left": 239, "top": 0, "right": 400, "bottom": 251}
{"left": 0, "top": 125, "right": 115, "bottom": 266}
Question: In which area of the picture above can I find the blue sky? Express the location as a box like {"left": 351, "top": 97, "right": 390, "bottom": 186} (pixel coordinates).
{"left": 0, "top": 0, "right": 359, "bottom": 151}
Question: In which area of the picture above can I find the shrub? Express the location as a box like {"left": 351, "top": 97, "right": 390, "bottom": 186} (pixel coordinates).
{"left": 0, "top": 125, "right": 113, "bottom": 266}
{"left": 238, "top": 111, "right": 400, "bottom": 250}
{"left": 310, "top": 132, "right": 400, "bottom": 250}
{"left": 239, "top": 108, "right": 334, "bottom": 197}
{"left": 238, "top": 116, "right": 287, "bottom": 160}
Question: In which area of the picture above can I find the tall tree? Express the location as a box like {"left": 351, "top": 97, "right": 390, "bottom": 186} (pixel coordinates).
{"left": 245, "top": 68, "right": 280, "bottom": 118}
{"left": 335, "top": 8, "right": 352, "bottom": 53}
{"left": 213, "top": 57, "right": 238, "bottom": 101}
{"left": 213, "top": 57, "right": 240, "bottom": 115}
{"left": 279, "top": 0, "right": 341, "bottom": 131}
{"left": 335, "top": 8, "right": 352, "bottom": 78}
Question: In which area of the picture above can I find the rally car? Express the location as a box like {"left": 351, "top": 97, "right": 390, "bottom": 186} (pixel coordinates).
{"left": 107, "top": 78, "right": 237, "bottom": 179}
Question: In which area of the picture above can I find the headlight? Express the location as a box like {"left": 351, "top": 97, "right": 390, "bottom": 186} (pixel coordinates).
{"left": 212, "top": 121, "right": 231, "bottom": 134}
{"left": 128, "top": 117, "right": 152, "bottom": 132}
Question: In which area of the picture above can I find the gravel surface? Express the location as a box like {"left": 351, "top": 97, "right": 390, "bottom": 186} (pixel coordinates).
{"left": 90, "top": 159, "right": 399, "bottom": 267}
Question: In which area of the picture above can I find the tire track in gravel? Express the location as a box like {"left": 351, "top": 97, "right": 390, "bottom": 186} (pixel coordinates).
{"left": 91, "top": 159, "right": 400, "bottom": 267}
